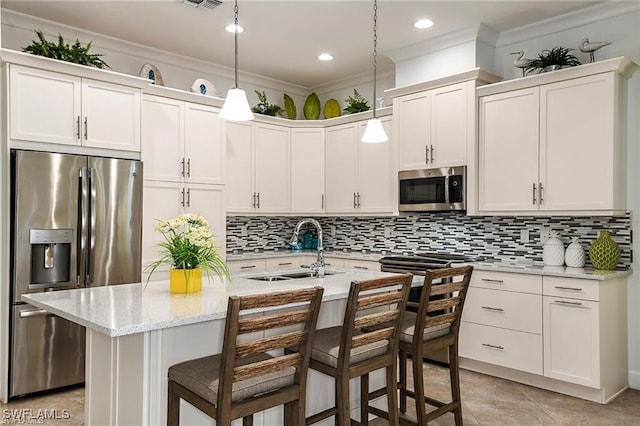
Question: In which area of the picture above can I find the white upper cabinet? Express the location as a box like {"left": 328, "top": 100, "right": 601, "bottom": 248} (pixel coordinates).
{"left": 477, "top": 58, "right": 638, "bottom": 215}
{"left": 9, "top": 64, "right": 141, "bottom": 152}
{"left": 325, "top": 116, "right": 394, "bottom": 215}
{"left": 394, "top": 81, "right": 470, "bottom": 171}
{"left": 226, "top": 121, "right": 290, "bottom": 214}
{"left": 142, "top": 95, "right": 224, "bottom": 185}
{"left": 291, "top": 128, "right": 325, "bottom": 214}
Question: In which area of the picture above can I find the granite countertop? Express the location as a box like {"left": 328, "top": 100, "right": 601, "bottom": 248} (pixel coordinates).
{"left": 469, "top": 260, "right": 631, "bottom": 281}
{"left": 226, "top": 249, "right": 386, "bottom": 262}
{"left": 21, "top": 268, "right": 410, "bottom": 338}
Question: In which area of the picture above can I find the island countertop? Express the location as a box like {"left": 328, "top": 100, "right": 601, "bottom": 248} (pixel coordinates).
{"left": 21, "top": 269, "right": 405, "bottom": 338}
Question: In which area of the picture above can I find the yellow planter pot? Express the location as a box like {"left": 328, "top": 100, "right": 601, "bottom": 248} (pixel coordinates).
{"left": 169, "top": 268, "right": 202, "bottom": 294}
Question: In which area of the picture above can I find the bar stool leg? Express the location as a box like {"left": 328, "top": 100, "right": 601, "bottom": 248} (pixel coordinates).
{"left": 336, "top": 374, "right": 351, "bottom": 426}
{"left": 412, "top": 350, "right": 427, "bottom": 426}
{"left": 399, "top": 349, "right": 407, "bottom": 414}
{"left": 167, "top": 381, "right": 180, "bottom": 426}
{"left": 360, "top": 373, "right": 369, "bottom": 426}
{"left": 386, "top": 364, "right": 399, "bottom": 426}
{"left": 243, "top": 415, "right": 254, "bottom": 426}
{"left": 449, "top": 344, "right": 463, "bottom": 425}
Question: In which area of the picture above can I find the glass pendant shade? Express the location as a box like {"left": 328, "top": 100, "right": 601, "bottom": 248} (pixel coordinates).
{"left": 361, "top": 118, "right": 388, "bottom": 143}
{"left": 219, "top": 88, "right": 254, "bottom": 121}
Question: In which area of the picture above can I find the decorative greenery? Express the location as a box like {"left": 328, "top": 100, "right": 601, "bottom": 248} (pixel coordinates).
{"left": 323, "top": 99, "right": 341, "bottom": 119}
{"left": 22, "top": 30, "right": 109, "bottom": 69}
{"left": 146, "top": 214, "right": 229, "bottom": 285}
{"left": 343, "top": 89, "right": 370, "bottom": 114}
{"left": 251, "top": 90, "right": 283, "bottom": 116}
{"left": 525, "top": 46, "right": 581, "bottom": 74}
{"left": 303, "top": 92, "right": 321, "bottom": 120}
{"left": 283, "top": 93, "right": 297, "bottom": 119}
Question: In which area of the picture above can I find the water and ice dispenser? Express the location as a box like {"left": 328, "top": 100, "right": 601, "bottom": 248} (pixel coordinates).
{"left": 29, "top": 229, "right": 72, "bottom": 286}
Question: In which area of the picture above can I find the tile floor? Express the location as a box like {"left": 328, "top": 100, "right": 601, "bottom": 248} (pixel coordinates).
{"left": 1, "top": 363, "right": 639, "bottom": 425}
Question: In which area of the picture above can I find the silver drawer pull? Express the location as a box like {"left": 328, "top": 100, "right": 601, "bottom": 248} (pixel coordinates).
{"left": 278, "top": 262, "right": 293, "bottom": 266}
{"left": 482, "top": 343, "right": 504, "bottom": 350}
{"left": 555, "top": 300, "right": 583, "bottom": 306}
{"left": 20, "top": 309, "right": 53, "bottom": 318}
{"left": 481, "top": 306, "right": 504, "bottom": 312}
{"left": 554, "top": 286, "right": 582, "bottom": 291}
{"left": 481, "top": 278, "right": 504, "bottom": 284}
{"left": 240, "top": 265, "right": 257, "bottom": 269}
{"left": 354, "top": 266, "right": 369, "bottom": 270}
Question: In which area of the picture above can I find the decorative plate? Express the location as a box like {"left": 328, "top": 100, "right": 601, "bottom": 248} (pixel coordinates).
{"left": 190, "top": 78, "right": 219, "bottom": 97}
{"left": 139, "top": 63, "right": 164, "bottom": 86}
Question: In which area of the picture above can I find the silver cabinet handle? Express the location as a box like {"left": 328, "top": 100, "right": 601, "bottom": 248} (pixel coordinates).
{"left": 481, "top": 306, "right": 504, "bottom": 312}
{"left": 76, "top": 116, "right": 81, "bottom": 139}
{"left": 186, "top": 188, "right": 191, "bottom": 207}
{"left": 20, "top": 309, "right": 53, "bottom": 318}
{"left": 357, "top": 192, "right": 361, "bottom": 208}
{"left": 180, "top": 189, "right": 185, "bottom": 207}
{"left": 252, "top": 193, "right": 256, "bottom": 208}
{"left": 555, "top": 300, "right": 583, "bottom": 306}
{"left": 430, "top": 144, "right": 434, "bottom": 163}
{"left": 321, "top": 194, "right": 325, "bottom": 209}
{"left": 181, "top": 158, "right": 185, "bottom": 177}
{"left": 554, "top": 286, "right": 583, "bottom": 292}
{"left": 278, "top": 262, "right": 293, "bottom": 266}
{"left": 256, "top": 192, "right": 260, "bottom": 208}
{"left": 84, "top": 117, "right": 88, "bottom": 139}
{"left": 539, "top": 182, "right": 544, "bottom": 205}
{"left": 353, "top": 192, "right": 357, "bottom": 209}
{"left": 532, "top": 183, "right": 537, "bottom": 205}
{"left": 354, "top": 265, "right": 369, "bottom": 270}
{"left": 187, "top": 158, "right": 191, "bottom": 178}
{"left": 425, "top": 145, "right": 429, "bottom": 164}
{"left": 240, "top": 265, "right": 256, "bottom": 269}
{"left": 481, "top": 278, "right": 504, "bottom": 284}
{"left": 482, "top": 343, "right": 504, "bottom": 350}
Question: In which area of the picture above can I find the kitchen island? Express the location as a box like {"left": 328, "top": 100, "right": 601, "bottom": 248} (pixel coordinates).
{"left": 22, "top": 269, "right": 405, "bottom": 426}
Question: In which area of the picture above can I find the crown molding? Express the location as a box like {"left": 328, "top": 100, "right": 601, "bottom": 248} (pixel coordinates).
{"left": 386, "top": 23, "right": 499, "bottom": 64}
{"left": 1, "top": 9, "right": 310, "bottom": 97}
{"left": 309, "top": 67, "right": 395, "bottom": 95}
{"left": 497, "top": 2, "right": 640, "bottom": 47}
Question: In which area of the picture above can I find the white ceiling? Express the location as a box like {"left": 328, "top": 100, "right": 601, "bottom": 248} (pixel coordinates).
{"left": 2, "top": 0, "right": 605, "bottom": 88}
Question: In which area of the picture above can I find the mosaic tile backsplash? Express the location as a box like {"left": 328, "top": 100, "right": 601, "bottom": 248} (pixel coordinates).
{"left": 227, "top": 213, "right": 632, "bottom": 267}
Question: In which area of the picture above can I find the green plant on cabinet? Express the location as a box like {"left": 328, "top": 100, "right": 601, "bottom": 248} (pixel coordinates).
{"left": 22, "top": 30, "right": 109, "bottom": 69}
{"left": 251, "top": 90, "right": 283, "bottom": 116}
{"left": 343, "top": 89, "right": 370, "bottom": 114}
{"left": 525, "top": 46, "right": 581, "bottom": 74}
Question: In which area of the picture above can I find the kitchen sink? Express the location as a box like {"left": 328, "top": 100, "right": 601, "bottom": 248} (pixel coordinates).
{"left": 247, "top": 270, "right": 343, "bottom": 281}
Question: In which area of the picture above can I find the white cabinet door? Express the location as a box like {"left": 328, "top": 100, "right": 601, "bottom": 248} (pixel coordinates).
{"left": 325, "top": 124, "right": 358, "bottom": 213}
{"left": 478, "top": 87, "right": 539, "bottom": 212}
{"left": 9, "top": 65, "right": 81, "bottom": 146}
{"left": 81, "top": 78, "right": 141, "bottom": 151}
{"left": 291, "top": 128, "right": 325, "bottom": 214}
{"left": 342, "top": 259, "right": 380, "bottom": 271}
{"left": 142, "top": 181, "right": 183, "bottom": 278}
{"left": 226, "top": 122, "right": 255, "bottom": 213}
{"left": 254, "top": 124, "right": 290, "bottom": 213}
{"left": 540, "top": 73, "right": 617, "bottom": 211}
{"left": 141, "top": 95, "right": 184, "bottom": 182}
{"left": 185, "top": 104, "right": 224, "bottom": 185}
{"left": 395, "top": 91, "right": 430, "bottom": 170}
{"left": 543, "top": 296, "right": 600, "bottom": 388}
{"left": 358, "top": 117, "right": 394, "bottom": 213}
{"left": 430, "top": 82, "right": 468, "bottom": 167}
{"left": 185, "top": 184, "right": 226, "bottom": 257}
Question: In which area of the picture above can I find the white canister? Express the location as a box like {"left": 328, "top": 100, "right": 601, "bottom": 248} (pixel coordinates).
{"left": 565, "top": 237, "right": 586, "bottom": 268}
{"left": 543, "top": 231, "right": 565, "bottom": 266}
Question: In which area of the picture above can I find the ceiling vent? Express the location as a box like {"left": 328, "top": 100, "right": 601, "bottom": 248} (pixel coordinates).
{"left": 182, "top": 0, "right": 222, "bottom": 10}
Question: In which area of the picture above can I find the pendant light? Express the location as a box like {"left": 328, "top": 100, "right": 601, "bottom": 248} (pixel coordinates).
{"left": 361, "top": 0, "right": 388, "bottom": 143}
{"left": 219, "top": 0, "right": 254, "bottom": 121}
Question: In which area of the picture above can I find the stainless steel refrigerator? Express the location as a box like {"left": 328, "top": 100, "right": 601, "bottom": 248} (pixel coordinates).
{"left": 9, "top": 149, "right": 143, "bottom": 397}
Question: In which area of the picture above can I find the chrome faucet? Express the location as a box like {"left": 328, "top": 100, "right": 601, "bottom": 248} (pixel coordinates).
{"left": 290, "top": 218, "right": 325, "bottom": 277}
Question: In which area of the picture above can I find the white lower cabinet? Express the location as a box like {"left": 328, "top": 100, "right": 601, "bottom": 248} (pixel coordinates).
{"left": 460, "top": 270, "right": 628, "bottom": 403}
{"left": 342, "top": 259, "right": 380, "bottom": 271}
{"left": 265, "top": 256, "right": 302, "bottom": 271}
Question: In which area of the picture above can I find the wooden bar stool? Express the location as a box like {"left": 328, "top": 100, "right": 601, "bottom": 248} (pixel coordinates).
{"left": 167, "top": 286, "right": 324, "bottom": 426}
{"left": 396, "top": 266, "right": 473, "bottom": 426}
{"left": 306, "top": 273, "right": 412, "bottom": 426}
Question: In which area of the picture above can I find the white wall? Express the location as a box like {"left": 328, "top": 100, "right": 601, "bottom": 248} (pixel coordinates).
{"left": 395, "top": 41, "right": 478, "bottom": 86}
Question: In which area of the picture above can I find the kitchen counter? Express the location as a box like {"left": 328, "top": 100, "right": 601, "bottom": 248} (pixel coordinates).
{"left": 470, "top": 260, "right": 631, "bottom": 281}
{"left": 226, "top": 249, "right": 386, "bottom": 262}
{"left": 21, "top": 268, "right": 406, "bottom": 425}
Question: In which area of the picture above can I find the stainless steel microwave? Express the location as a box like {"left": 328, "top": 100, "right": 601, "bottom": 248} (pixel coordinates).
{"left": 398, "top": 166, "right": 466, "bottom": 212}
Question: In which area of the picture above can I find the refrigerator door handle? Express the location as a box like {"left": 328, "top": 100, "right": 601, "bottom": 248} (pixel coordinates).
{"left": 76, "top": 168, "right": 84, "bottom": 287}
{"left": 86, "top": 167, "right": 95, "bottom": 286}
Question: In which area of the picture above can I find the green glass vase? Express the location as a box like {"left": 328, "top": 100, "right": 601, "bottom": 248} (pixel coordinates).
{"left": 588, "top": 230, "right": 620, "bottom": 270}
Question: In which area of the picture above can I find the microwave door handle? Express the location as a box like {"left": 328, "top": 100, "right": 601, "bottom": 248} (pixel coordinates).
{"left": 444, "top": 174, "right": 450, "bottom": 206}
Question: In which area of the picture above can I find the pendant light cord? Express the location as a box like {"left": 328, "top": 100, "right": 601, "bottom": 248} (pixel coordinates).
{"left": 234, "top": 0, "right": 239, "bottom": 89}
{"left": 372, "top": 0, "right": 378, "bottom": 119}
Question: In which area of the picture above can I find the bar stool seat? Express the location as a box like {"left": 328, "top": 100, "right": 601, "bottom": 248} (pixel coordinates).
{"left": 398, "top": 312, "right": 450, "bottom": 343}
{"left": 311, "top": 326, "right": 389, "bottom": 368}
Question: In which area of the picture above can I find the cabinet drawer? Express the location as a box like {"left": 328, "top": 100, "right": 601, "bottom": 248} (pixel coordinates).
{"left": 460, "top": 322, "right": 542, "bottom": 375}
{"left": 265, "top": 257, "right": 301, "bottom": 271}
{"left": 543, "top": 277, "right": 599, "bottom": 302}
{"left": 228, "top": 259, "right": 266, "bottom": 275}
{"left": 322, "top": 257, "right": 345, "bottom": 269}
{"left": 471, "top": 270, "right": 541, "bottom": 294}
{"left": 342, "top": 259, "right": 380, "bottom": 271}
{"left": 462, "top": 287, "right": 542, "bottom": 334}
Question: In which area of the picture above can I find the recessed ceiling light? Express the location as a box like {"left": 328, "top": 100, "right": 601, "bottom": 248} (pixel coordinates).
{"left": 414, "top": 19, "right": 434, "bottom": 29}
{"left": 317, "top": 53, "right": 334, "bottom": 61}
{"left": 224, "top": 23, "right": 244, "bottom": 33}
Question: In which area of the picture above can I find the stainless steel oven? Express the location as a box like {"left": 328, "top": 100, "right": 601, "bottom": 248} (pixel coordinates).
{"left": 398, "top": 166, "right": 466, "bottom": 212}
